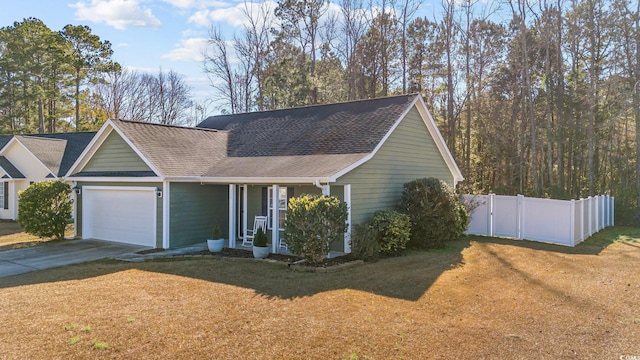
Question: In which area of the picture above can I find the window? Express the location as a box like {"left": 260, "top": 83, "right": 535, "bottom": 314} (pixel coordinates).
{"left": 0, "top": 182, "right": 4, "bottom": 210}
{"left": 267, "top": 187, "right": 288, "bottom": 231}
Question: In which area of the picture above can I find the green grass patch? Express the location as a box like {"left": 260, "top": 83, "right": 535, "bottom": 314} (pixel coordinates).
{"left": 64, "top": 324, "right": 76, "bottom": 331}
{"left": 70, "top": 336, "right": 81, "bottom": 345}
{"left": 584, "top": 227, "right": 640, "bottom": 248}
{"left": 81, "top": 326, "right": 92, "bottom": 333}
{"left": 91, "top": 339, "right": 109, "bottom": 350}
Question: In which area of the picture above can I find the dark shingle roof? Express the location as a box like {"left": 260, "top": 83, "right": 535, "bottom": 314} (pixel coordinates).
{"left": 0, "top": 135, "right": 13, "bottom": 150}
{"left": 197, "top": 94, "right": 418, "bottom": 157}
{"left": 0, "top": 156, "right": 25, "bottom": 178}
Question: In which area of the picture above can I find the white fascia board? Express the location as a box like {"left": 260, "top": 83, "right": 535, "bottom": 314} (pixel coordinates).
{"left": 328, "top": 95, "right": 464, "bottom": 186}
{"left": 1, "top": 136, "right": 55, "bottom": 177}
{"left": 66, "top": 176, "right": 163, "bottom": 183}
{"left": 65, "top": 119, "right": 116, "bottom": 177}
{"left": 414, "top": 96, "right": 464, "bottom": 185}
{"left": 163, "top": 176, "right": 205, "bottom": 182}
{"left": 329, "top": 95, "right": 422, "bottom": 182}
{"left": 108, "top": 122, "right": 164, "bottom": 177}
{"left": 199, "top": 176, "right": 332, "bottom": 184}
{"left": 64, "top": 119, "right": 164, "bottom": 178}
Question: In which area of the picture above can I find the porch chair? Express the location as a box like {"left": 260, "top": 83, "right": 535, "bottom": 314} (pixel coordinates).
{"left": 243, "top": 216, "right": 267, "bottom": 247}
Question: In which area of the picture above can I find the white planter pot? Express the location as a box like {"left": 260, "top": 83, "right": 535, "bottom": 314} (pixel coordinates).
{"left": 207, "top": 238, "right": 225, "bottom": 252}
{"left": 252, "top": 246, "right": 270, "bottom": 259}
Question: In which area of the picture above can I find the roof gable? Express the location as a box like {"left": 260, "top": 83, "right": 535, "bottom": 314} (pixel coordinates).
{"left": 14, "top": 136, "right": 67, "bottom": 176}
{"left": 27, "top": 132, "right": 96, "bottom": 176}
{"left": 67, "top": 120, "right": 225, "bottom": 178}
{"left": 197, "top": 94, "right": 417, "bottom": 157}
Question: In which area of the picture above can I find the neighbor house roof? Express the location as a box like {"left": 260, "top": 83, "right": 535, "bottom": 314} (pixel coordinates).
{"left": 13, "top": 132, "right": 96, "bottom": 177}
{"left": 0, "top": 156, "right": 25, "bottom": 179}
{"left": 0, "top": 135, "right": 13, "bottom": 151}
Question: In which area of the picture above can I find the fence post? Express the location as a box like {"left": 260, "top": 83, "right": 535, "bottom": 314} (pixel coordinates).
{"left": 488, "top": 194, "right": 495, "bottom": 237}
{"left": 587, "top": 196, "right": 593, "bottom": 236}
{"left": 611, "top": 196, "right": 615, "bottom": 226}
{"left": 570, "top": 199, "right": 576, "bottom": 247}
{"left": 580, "top": 198, "right": 585, "bottom": 242}
{"left": 517, "top": 194, "right": 525, "bottom": 240}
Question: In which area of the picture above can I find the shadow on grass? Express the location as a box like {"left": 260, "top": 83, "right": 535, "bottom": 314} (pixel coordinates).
{"left": 1, "top": 226, "right": 634, "bottom": 300}
{"left": 0, "top": 239, "right": 471, "bottom": 302}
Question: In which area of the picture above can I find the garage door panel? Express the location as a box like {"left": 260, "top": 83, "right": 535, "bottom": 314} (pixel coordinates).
{"left": 82, "top": 187, "right": 157, "bottom": 247}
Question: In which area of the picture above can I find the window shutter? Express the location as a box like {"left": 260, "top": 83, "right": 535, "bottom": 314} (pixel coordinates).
{"left": 287, "top": 187, "right": 294, "bottom": 205}
{"left": 261, "top": 187, "right": 268, "bottom": 216}
{"left": 3, "top": 182, "right": 8, "bottom": 210}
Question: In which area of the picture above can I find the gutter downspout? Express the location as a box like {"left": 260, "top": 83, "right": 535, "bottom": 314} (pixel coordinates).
{"left": 313, "top": 179, "right": 330, "bottom": 196}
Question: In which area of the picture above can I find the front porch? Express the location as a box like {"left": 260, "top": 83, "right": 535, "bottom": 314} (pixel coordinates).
{"left": 222, "top": 183, "right": 353, "bottom": 255}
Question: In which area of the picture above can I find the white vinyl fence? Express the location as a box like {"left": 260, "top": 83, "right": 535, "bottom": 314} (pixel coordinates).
{"left": 464, "top": 194, "right": 614, "bottom": 247}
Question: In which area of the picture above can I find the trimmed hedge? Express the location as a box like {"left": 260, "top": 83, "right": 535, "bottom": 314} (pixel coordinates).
{"left": 18, "top": 181, "right": 72, "bottom": 240}
{"left": 368, "top": 209, "right": 410, "bottom": 256}
{"left": 284, "top": 194, "right": 348, "bottom": 265}
{"left": 400, "top": 177, "right": 468, "bottom": 249}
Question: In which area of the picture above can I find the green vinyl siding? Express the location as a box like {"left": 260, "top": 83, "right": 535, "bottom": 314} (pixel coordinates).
{"left": 169, "top": 183, "right": 228, "bottom": 248}
{"left": 83, "top": 131, "right": 153, "bottom": 173}
{"left": 75, "top": 182, "right": 163, "bottom": 247}
{"left": 335, "top": 106, "right": 454, "bottom": 226}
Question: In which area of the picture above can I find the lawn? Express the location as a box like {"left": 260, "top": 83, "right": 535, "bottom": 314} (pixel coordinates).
{"left": 0, "top": 227, "right": 638, "bottom": 359}
{"left": 0, "top": 221, "right": 74, "bottom": 251}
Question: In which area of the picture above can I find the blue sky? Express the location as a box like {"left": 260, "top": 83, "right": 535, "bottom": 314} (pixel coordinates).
{"left": 0, "top": 0, "right": 447, "bottom": 105}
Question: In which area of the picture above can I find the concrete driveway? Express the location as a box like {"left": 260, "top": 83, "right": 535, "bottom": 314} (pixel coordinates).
{"left": 0, "top": 239, "right": 149, "bottom": 278}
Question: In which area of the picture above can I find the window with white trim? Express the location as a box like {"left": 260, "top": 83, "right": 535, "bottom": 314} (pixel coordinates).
{"left": 267, "top": 187, "right": 288, "bottom": 231}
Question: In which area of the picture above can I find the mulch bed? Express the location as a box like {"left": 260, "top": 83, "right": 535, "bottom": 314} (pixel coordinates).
{"left": 157, "top": 246, "right": 358, "bottom": 268}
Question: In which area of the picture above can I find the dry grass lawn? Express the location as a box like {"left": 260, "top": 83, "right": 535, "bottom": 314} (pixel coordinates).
{"left": 0, "top": 222, "right": 74, "bottom": 251}
{"left": 0, "top": 228, "right": 639, "bottom": 359}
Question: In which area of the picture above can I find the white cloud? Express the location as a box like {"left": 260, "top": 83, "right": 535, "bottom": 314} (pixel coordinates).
{"left": 162, "top": 37, "right": 209, "bottom": 62}
{"left": 116, "top": 42, "right": 129, "bottom": 47}
{"left": 70, "top": 0, "right": 162, "bottom": 30}
{"left": 188, "top": 0, "right": 277, "bottom": 28}
{"left": 161, "top": 0, "right": 231, "bottom": 9}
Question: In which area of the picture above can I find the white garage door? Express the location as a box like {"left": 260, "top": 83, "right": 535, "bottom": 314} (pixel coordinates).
{"left": 82, "top": 186, "right": 157, "bottom": 247}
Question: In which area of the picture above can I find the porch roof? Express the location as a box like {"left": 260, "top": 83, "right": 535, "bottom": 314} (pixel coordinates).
{"left": 201, "top": 153, "right": 368, "bottom": 179}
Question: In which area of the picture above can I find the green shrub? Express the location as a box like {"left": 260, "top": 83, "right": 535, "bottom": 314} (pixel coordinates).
{"left": 349, "top": 224, "right": 380, "bottom": 261}
{"left": 18, "top": 181, "right": 72, "bottom": 240}
{"left": 253, "top": 227, "right": 268, "bottom": 247}
{"left": 284, "top": 194, "right": 348, "bottom": 265}
{"left": 399, "top": 177, "right": 468, "bottom": 249}
{"left": 212, "top": 225, "right": 222, "bottom": 239}
{"left": 368, "top": 209, "right": 411, "bottom": 256}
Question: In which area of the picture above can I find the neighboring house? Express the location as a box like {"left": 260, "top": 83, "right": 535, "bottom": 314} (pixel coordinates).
{"left": 0, "top": 132, "right": 96, "bottom": 220}
{"left": 66, "top": 94, "right": 463, "bottom": 252}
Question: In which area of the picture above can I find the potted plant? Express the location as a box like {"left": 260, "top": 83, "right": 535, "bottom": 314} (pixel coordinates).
{"left": 207, "top": 225, "right": 225, "bottom": 252}
{"left": 252, "top": 227, "right": 269, "bottom": 259}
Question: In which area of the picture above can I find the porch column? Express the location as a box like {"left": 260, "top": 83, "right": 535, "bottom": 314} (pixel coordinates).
{"left": 228, "top": 184, "right": 237, "bottom": 248}
{"left": 271, "top": 185, "right": 279, "bottom": 253}
{"left": 72, "top": 181, "right": 78, "bottom": 238}
{"left": 242, "top": 184, "right": 248, "bottom": 242}
{"left": 344, "top": 184, "right": 352, "bottom": 253}
{"left": 162, "top": 181, "right": 170, "bottom": 249}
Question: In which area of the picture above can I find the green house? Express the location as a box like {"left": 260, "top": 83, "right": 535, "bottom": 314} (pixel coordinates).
{"left": 65, "top": 94, "right": 463, "bottom": 253}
